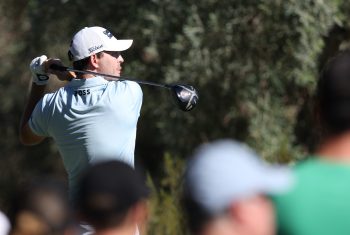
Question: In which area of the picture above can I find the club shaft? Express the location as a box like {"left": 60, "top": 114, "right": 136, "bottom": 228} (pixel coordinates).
{"left": 51, "top": 64, "right": 170, "bottom": 89}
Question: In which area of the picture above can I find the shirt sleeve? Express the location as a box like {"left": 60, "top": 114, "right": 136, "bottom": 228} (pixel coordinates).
{"left": 28, "top": 95, "right": 51, "bottom": 137}
{"left": 126, "top": 81, "right": 143, "bottom": 116}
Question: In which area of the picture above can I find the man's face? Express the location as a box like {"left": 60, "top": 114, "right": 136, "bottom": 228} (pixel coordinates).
{"left": 97, "top": 51, "right": 124, "bottom": 76}
{"left": 200, "top": 217, "right": 237, "bottom": 235}
{"left": 239, "top": 195, "right": 275, "bottom": 235}
{"left": 199, "top": 195, "right": 275, "bottom": 235}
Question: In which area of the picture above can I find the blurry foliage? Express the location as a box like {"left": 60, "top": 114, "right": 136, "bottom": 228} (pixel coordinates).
{"left": 151, "top": 0, "right": 340, "bottom": 162}
{"left": 1, "top": 0, "right": 350, "bottom": 234}
{"left": 147, "top": 153, "right": 187, "bottom": 235}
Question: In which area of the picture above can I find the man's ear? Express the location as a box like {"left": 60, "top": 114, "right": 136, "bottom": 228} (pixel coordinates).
{"left": 133, "top": 200, "right": 149, "bottom": 223}
{"left": 227, "top": 199, "right": 252, "bottom": 226}
{"left": 89, "top": 54, "right": 100, "bottom": 69}
{"left": 228, "top": 201, "right": 242, "bottom": 222}
{"left": 131, "top": 200, "right": 149, "bottom": 234}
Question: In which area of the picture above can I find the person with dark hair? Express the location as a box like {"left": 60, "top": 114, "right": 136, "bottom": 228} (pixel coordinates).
{"left": 19, "top": 26, "right": 143, "bottom": 202}
{"left": 76, "top": 160, "right": 150, "bottom": 235}
{"left": 181, "top": 139, "right": 293, "bottom": 235}
{"left": 273, "top": 49, "right": 350, "bottom": 235}
{"left": 8, "top": 178, "right": 74, "bottom": 235}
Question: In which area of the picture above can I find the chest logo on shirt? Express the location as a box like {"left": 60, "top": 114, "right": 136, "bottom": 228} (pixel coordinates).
{"left": 74, "top": 89, "right": 91, "bottom": 96}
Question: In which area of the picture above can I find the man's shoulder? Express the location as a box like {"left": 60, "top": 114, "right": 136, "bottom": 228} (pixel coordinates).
{"left": 38, "top": 86, "right": 74, "bottom": 109}
{"left": 41, "top": 90, "right": 58, "bottom": 103}
{"left": 119, "top": 80, "right": 142, "bottom": 90}
{"left": 272, "top": 159, "right": 319, "bottom": 199}
{"left": 106, "top": 80, "right": 142, "bottom": 95}
{"left": 292, "top": 157, "right": 338, "bottom": 176}
{"left": 274, "top": 157, "right": 347, "bottom": 200}
{"left": 45, "top": 86, "right": 69, "bottom": 99}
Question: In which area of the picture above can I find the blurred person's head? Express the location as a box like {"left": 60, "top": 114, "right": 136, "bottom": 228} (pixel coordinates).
{"left": 9, "top": 178, "right": 73, "bottom": 235}
{"left": 75, "top": 160, "right": 150, "bottom": 235}
{"left": 316, "top": 49, "right": 350, "bottom": 138}
{"left": 181, "top": 139, "right": 294, "bottom": 235}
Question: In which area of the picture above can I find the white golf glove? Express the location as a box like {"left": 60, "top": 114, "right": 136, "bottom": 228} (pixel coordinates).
{"left": 30, "top": 55, "right": 49, "bottom": 85}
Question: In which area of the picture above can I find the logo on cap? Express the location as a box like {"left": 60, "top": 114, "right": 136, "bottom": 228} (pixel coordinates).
{"left": 103, "top": 30, "right": 113, "bottom": 39}
{"left": 88, "top": 45, "right": 103, "bottom": 53}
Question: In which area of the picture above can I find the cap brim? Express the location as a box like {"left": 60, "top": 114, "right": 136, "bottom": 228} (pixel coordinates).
{"left": 260, "top": 166, "right": 294, "bottom": 195}
{"left": 106, "top": 39, "right": 133, "bottom": 52}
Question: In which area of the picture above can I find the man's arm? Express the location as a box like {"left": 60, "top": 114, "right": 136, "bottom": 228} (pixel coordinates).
{"left": 19, "top": 56, "right": 75, "bottom": 145}
{"left": 19, "top": 83, "right": 46, "bottom": 145}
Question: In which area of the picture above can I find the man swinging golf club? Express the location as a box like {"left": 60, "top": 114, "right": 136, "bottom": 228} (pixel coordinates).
{"left": 19, "top": 26, "right": 143, "bottom": 204}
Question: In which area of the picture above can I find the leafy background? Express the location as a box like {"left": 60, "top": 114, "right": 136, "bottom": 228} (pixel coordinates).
{"left": 1, "top": 0, "right": 350, "bottom": 234}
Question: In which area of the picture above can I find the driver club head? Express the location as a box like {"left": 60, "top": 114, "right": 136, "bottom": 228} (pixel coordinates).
{"left": 170, "top": 84, "right": 199, "bottom": 111}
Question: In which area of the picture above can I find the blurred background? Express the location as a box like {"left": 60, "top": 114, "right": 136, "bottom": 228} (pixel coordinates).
{"left": 1, "top": 0, "right": 350, "bottom": 234}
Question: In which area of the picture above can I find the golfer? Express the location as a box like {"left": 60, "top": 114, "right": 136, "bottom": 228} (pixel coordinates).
{"left": 19, "top": 26, "right": 143, "bottom": 200}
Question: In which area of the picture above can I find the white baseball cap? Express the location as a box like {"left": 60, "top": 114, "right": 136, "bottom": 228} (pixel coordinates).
{"left": 184, "top": 139, "right": 294, "bottom": 214}
{"left": 68, "top": 26, "right": 133, "bottom": 61}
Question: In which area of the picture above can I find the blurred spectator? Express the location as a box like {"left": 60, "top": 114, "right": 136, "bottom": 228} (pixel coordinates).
{"left": 0, "top": 210, "right": 10, "bottom": 235}
{"left": 181, "top": 139, "right": 293, "bottom": 235}
{"left": 273, "top": 49, "right": 350, "bottom": 235}
{"left": 8, "top": 178, "right": 75, "bottom": 235}
{"left": 75, "top": 160, "right": 150, "bottom": 235}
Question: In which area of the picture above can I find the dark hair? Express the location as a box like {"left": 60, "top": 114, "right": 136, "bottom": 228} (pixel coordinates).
{"left": 180, "top": 190, "right": 214, "bottom": 235}
{"left": 75, "top": 160, "right": 149, "bottom": 230}
{"left": 70, "top": 51, "right": 104, "bottom": 70}
{"left": 316, "top": 49, "right": 350, "bottom": 137}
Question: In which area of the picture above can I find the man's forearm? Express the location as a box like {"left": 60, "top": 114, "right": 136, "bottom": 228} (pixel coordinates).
{"left": 19, "top": 83, "right": 47, "bottom": 145}
{"left": 19, "top": 56, "right": 75, "bottom": 145}
{"left": 20, "top": 83, "right": 46, "bottom": 128}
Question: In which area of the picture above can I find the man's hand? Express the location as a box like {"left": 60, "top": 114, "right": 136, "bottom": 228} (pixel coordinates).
{"left": 30, "top": 55, "right": 49, "bottom": 85}
{"left": 30, "top": 55, "right": 76, "bottom": 85}
{"left": 46, "top": 59, "right": 76, "bottom": 81}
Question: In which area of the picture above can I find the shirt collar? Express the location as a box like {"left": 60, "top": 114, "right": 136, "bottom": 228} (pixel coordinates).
{"left": 68, "top": 76, "right": 108, "bottom": 88}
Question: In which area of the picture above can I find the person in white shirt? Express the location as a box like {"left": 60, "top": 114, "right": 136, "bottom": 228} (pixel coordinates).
{"left": 19, "top": 26, "right": 143, "bottom": 201}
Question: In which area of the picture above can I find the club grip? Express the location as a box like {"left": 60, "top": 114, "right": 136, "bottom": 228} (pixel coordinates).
{"left": 50, "top": 64, "right": 68, "bottom": 71}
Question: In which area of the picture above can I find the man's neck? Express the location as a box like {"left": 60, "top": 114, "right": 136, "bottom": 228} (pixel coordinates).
{"left": 96, "top": 224, "right": 137, "bottom": 235}
{"left": 76, "top": 73, "right": 95, "bottom": 79}
{"left": 317, "top": 132, "right": 350, "bottom": 162}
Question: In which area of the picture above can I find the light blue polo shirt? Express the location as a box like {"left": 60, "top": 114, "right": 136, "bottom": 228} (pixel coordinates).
{"left": 29, "top": 76, "right": 142, "bottom": 198}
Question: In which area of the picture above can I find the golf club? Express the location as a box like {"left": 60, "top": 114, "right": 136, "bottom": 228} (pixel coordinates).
{"left": 50, "top": 64, "right": 198, "bottom": 111}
